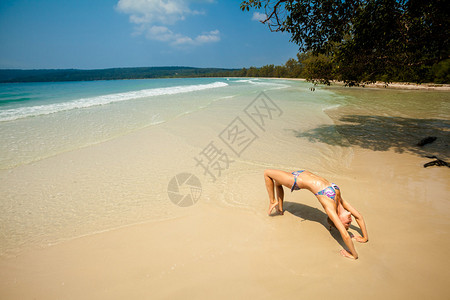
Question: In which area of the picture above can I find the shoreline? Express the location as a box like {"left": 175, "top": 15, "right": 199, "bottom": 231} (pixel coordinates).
{"left": 4, "top": 75, "right": 449, "bottom": 91}
{"left": 281, "top": 78, "right": 450, "bottom": 91}
{"left": 330, "top": 80, "right": 450, "bottom": 91}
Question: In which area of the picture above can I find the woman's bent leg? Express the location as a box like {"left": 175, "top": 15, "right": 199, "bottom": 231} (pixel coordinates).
{"left": 264, "top": 169, "right": 294, "bottom": 215}
{"left": 275, "top": 183, "right": 284, "bottom": 214}
{"left": 264, "top": 170, "right": 277, "bottom": 215}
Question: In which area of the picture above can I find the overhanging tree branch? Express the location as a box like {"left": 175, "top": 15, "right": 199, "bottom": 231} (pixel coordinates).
{"left": 261, "top": 0, "right": 288, "bottom": 31}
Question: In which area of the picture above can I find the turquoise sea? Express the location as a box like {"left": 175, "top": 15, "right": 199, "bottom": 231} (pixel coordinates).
{"left": 0, "top": 78, "right": 258, "bottom": 169}
{"left": 1, "top": 78, "right": 448, "bottom": 170}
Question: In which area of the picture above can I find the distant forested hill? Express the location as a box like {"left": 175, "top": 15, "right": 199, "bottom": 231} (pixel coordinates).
{"left": 0, "top": 67, "right": 241, "bottom": 83}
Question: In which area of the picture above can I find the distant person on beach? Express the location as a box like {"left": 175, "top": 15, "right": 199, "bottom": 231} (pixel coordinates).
{"left": 264, "top": 169, "right": 368, "bottom": 259}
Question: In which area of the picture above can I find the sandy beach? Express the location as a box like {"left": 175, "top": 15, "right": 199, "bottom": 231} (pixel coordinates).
{"left": 354, "top": 82, "right": 450, "bottom": 91}
{"left": 0, "top": 81, "right": 449, "bottom": 299}
{"left": 280, "top": 77, "right": 450, "bottom": 91}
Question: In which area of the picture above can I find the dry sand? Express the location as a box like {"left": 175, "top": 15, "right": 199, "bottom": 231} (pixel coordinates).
{"left": 352, "top": 82, "right": 450, "bottom": 91}
{"left": 284, "top": 78, "right": 450, "bottom": 91}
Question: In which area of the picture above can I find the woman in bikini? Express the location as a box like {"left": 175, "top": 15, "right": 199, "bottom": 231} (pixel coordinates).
{"left": 264, "top": 169, "right": 368, "bottom": 260}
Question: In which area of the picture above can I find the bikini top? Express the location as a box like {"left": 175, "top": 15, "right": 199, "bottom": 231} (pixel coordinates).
{"left": 315, "top": 184, "right": 340, "bottom": 201}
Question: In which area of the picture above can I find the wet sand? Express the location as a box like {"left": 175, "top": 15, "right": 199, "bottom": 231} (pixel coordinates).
{"left": 0, "top": 85, "right": 449, "bottom": 299}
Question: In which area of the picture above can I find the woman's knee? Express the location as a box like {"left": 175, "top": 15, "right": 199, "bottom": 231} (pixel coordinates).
{"left": 264, "top": 169, "right": 275, "bottom": 178}
{"left": 265, "top": 169, "right": 292, "bottom": 188}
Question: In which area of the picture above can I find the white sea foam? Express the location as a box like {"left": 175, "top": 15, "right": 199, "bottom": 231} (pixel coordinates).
{"left": 0, "top": 81, "right": 228, "bottom": 122}
{"left": 322, "top": 104, "right": 341, "bottom": 112}
{"left": 235, "top": 79, "right": 255, "bottom": 83}
{"left": 235, "top": 78, "right": 289, "bottom": 89}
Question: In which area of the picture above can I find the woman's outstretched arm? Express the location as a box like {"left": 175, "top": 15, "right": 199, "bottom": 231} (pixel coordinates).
{"left": 341, "top": 198, "right": 368, "bottom": 243}
{"left": 325, "top": 206, "right": 359, "bottom": 259}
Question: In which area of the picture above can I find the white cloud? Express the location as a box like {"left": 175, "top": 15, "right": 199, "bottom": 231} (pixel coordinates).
{"left": 252, "top": 12, "right": 267, "bottom": 22}
{"left": 116, "top": 0, "right": 190, "bottom": 25}
{"left": 195, "top": 30, "right": 220, "bottom": 43}
{"left": 173, "top": 36, "right": 194, "bottom": 45}
{"left": 116, "top": 0, "right": 219, "bottom": 46}
{"left": 147, "top": 26, "right": 176, "bottom": 42}
{"left": 145, "top": 26, "right": 220, "bottom": 46}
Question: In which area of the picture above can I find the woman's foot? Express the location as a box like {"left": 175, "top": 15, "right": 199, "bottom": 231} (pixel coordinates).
{"left": 276, "top": 207, "right": 284, "bottom": 215}
{"left": 268, "top": 201, "right": 279, "bottom": 215}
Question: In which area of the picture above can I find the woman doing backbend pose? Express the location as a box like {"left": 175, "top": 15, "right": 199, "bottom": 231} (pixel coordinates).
{"left": 264, "top": 169, "right": 368, "bottom": 259}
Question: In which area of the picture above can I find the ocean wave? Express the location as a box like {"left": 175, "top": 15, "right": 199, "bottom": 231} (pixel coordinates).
{"left": 322, "top": 104, "right": 341, "bottom": 112}
{"left": 235, "top": 78, "right": 289, "bottom": 89}
{"left": 0, "top": 81, "right": 228, "bottom": 122}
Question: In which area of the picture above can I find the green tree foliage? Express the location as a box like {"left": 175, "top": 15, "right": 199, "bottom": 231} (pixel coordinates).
{"left": 237, "top": 51, "right": 330, "bottom": 82}
{"left": 241, "top": 0, "right": 449, "bottom": 83}
{"left": 284, "top": 57, "right": 302, "bottom": 77}
{"left": 302, "top": 54, "right": 334, "bottom": 84}
{"left": 431, "top": 59, "right": 450, "bottom": 84}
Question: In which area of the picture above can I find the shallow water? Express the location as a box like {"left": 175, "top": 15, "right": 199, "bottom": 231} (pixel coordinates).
{"left": 322, "top": 87, "right": 450, "bottom": 160}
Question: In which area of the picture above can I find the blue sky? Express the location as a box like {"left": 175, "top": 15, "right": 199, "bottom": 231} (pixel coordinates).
{"left": 0, "top": 0, "right": 299, "bottom": 69}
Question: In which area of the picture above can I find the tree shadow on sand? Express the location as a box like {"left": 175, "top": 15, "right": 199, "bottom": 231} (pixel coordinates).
{"left": 283, "top": 201, "right": 362, "bottom": 250}
{"left": 294, "top": 115, "right": 450, "bottom": 160}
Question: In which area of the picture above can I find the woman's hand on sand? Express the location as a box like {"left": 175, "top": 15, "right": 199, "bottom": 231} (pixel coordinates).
{"left": 349, "top": 232, "right": 368, "bottom": 243}
{"left": 352, "top": 235, "right": 368, "bottom": 243}
{"left": 340, "top": 249, "right": 357, "bottom": 259}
